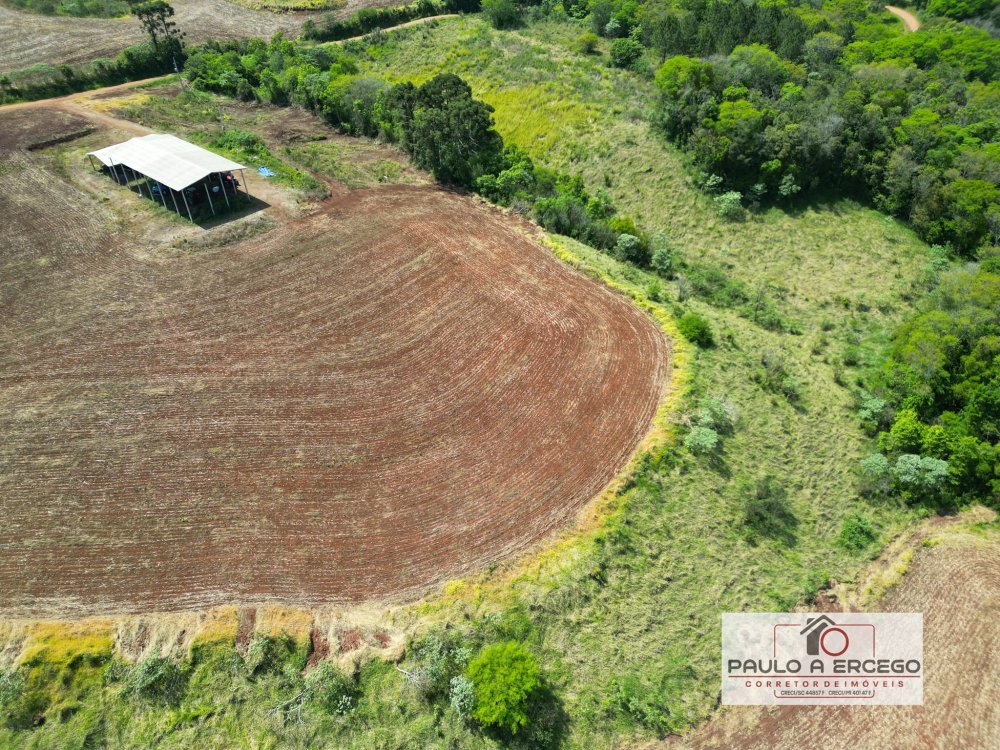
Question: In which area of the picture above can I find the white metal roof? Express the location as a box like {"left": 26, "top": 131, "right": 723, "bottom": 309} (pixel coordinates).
{"left": 87, "top": 134, "right": 245, "bottom": 192}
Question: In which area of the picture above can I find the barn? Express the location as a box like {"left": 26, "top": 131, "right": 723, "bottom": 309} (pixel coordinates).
{"left": 86, "top": 134, "right": 250, "bottom": 222}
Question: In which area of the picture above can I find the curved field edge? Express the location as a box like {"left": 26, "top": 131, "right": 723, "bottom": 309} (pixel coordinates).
{"left": 0, "top": 227, "right": 690, "bottom": 656}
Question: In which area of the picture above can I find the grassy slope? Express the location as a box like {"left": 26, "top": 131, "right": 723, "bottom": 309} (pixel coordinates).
{"left": 349, "top": 15, "right": 933, "bottom": 744}
{"left": 0, "top": 16, "right": 941, "bottom": 750}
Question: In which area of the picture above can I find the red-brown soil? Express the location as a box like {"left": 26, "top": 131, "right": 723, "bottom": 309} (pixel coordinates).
{"left": 0, "top": 107, "right": 670, "bottom": 618}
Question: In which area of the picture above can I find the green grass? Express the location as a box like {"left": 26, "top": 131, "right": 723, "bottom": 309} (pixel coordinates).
{"left": 112, "top": 87, "right": 327, "bottom": 196}
{"left": 1, "top": 15, "right": 944, "bottom": 750}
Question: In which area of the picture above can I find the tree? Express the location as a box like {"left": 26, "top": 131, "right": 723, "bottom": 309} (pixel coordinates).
{"left": 640, "top": 2, "right": 683, "bottom": 63}
{"left": 126, "top": 1, "right": 183, "bottom": 54}
{"left": 466, "top": 642, "right": 540, "bottom": 734}
{"left": 407, "top": 74, "right": 504, "bottom": 187}
{"left": 714, "top": 191, "right": 744, "bottom": 220}
{"left": 482, "top": 0, "right": 519, "bottom": 29}
{"left": 685, "top": 425, "right": 719, "bottom": 454}
{"left": 576, "top": 32, "right": 600, "bottom": 55}
{"left": 610, "top": 38, "right": 645, "bottom": 69}
{"left": 677, "top": 312, "right": 714, "bottom": 346}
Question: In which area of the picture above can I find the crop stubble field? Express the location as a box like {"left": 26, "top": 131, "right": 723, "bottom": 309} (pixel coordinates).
{"left": 0, "top": 106, "right": 670, "bottom": 618}
{"left": 0, "top": 0, "right": 398, "bottom": 70}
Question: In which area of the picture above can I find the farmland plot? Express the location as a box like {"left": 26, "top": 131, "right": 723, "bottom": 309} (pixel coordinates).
{"left": 0, "top": 106, "right": 670, "bottom": 618}
{"left": 0, "top": 0, "right": 398, "bottom": 70}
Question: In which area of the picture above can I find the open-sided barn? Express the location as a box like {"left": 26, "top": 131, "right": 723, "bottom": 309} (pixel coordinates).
{"left": 87, "top": 134, "right": 249, "bottom": 221}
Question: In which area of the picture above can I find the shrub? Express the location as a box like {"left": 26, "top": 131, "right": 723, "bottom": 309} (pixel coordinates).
{"left": 685, "top": 426, "right": 719, "bottom": 454}
{"left": 695, "top": 396, "right": 735, "bottom": 433}
{"left": 120, "top": 657, "right": 187, "bottom": 702}
{"left": 576, "top": 32, "right": 600, "bottom": 54}
{"left": 609, "top": 38, "right": 645, "bottom": 69}
{"left": 614, "top": 233, "right": 646, "bottom": 264}
{"left": 838, "top": 515, "right": 878, "bottom": 551}
{"left": 651, "top": 246, "right": 674, "bottom": 277}
{"left": 466, "top": 642, "right": 540, "bottom": 734}
{"left": 714, "top": 191, "right": 744, "bottom": 220}
{"left": 305, "top": 661, "right": 355, "bottom": 714}
{"left": 449, "top": 675, "right": 476, "bottom": 719}
{"left": 893, "top": 454, "right": 950, "bottom": 497}
{"left": 482, "top": 0, "right": 519, "bottom": 29}
{"left": 677, "top": 312, "right": 714, "bottom": 347}
{"left": 858, "top": 453, "right": 893, "bottom": 495}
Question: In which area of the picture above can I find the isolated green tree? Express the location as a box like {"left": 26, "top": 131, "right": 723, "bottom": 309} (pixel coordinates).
{"left": 466, "top": 642, "right": 540, "bottom": 734}
{"left": 407, "top": 74, "right": 504, "bottom": 187}
{"left": 126, "top": 0, "right": 183, "bottom": 53}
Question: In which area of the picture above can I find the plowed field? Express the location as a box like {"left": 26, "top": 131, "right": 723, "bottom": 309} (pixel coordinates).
{"left": 0, "top": 0, "right": 398, "bottom": 70}
{"left": 0, "top": 107, "right": 670, "bottom": 617}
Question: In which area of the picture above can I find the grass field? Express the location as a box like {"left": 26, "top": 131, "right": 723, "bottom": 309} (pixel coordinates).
{"left": 664, "top": 512, "right": 1000, "bottom": 749}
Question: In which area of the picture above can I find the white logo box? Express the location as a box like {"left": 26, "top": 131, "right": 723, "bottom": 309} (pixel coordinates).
{"left": 722, "top": 613, "right": 923, "bottom": 705}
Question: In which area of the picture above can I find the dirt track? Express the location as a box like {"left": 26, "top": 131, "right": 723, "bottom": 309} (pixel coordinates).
{"left": 885, "top": 5, "right": 921, "bottom": 32}
{"left": 0, "top": 106, "right": 670, "bottom": 617}
{"left": 0, "top": 0, "right": 402, "bottom": 70}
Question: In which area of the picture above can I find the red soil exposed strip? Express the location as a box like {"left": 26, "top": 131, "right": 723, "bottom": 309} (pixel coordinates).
{"left": 0, "top": 110, "right": 670, "bottom": 617}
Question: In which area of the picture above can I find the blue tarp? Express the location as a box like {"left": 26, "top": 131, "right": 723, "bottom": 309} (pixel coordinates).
{"left": 257, "top": 166, "right": 276, "bottom": 178}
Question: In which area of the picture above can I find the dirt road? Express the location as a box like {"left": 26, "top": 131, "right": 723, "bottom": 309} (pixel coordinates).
{"left": 885, "top": 5, "right": 921, "bottom": 32}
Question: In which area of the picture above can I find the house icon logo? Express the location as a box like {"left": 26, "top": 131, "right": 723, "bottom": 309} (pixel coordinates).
{"left": 800, "top": 615, "right": 850, "bottom": 657}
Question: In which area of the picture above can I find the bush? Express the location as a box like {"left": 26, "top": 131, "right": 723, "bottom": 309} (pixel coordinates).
{"left": 305, "top": 661, "right": 355, "bottom": 714}
{"left": 858, "top": 453, "right": 893, "bottom": 495}
{"left": 838, "top": 515, "right": 878, "bottom": 551}
{"left": 449, "top": 675, "right": 476, "bottom": 719}
{"left": 695, "top": 396, "right": 735, "bottom": 433}
{"left": 120, "top": 657, "right": 187, "bottom": 702}
{"left": 613, "top": 233, "right": 646, "bottom": 265}
{"left": 482, "top": 0, "right": 519, "bottom": 29}
{"left": 466, "top": 642, "right": 540, "bottom": 735}
{"left": 676, "top": 312, "right": 714, "bottom": 347}
{"left": 609, "top": 38, "right": 645, "bottom": 69}
{"left": 714, "top": 191, "right": 744, "bottom": 220}
{"left": 651, "top": 246, "right": 674, "bottom": 277}
{"left": 684, "top": 426, "right": 719, "bottom": 454}
{"left": 576, "top": 32, "right": 600, "bottom": 54}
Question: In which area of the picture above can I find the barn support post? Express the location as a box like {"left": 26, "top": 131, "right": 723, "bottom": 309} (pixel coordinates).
{"left": 87, "top": 155, "right": 98, "bottom": 172}
{"left": 155, "top": 181, "right": 168, "bottom": 210}
{"left": 132, "top": 168, "right": 148, "bottom": 199}
{"left": 217, "top": 173, "right": 231, "bottom": 210}
{"left": 109, "top": 160, "right": 122, "bottom": 184}
{"left": 169, "top": 187, "right": 180, "bottom": 216}
{"left": 181, "top": 189, "right": 194, "bottom": 223}
{"left": 204, "top": 182, "right": 216, "bottom": 216}
{"left": 240, "top": 169, "right": 251, "bottom": 200}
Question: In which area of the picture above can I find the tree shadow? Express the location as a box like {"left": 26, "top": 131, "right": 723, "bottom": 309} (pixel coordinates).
{"left": 738, "top": 476, "right": 799, "bottom": 547}
{"left": 485, "top": 684, "right": 570, "bottom": 750}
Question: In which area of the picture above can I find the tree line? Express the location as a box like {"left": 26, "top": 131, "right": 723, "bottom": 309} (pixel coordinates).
{"left": 185, "top": 35, "right": 653, "bottom": 260}
{"left": 649, "top": 2, "right": 999, "bottom": 256}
